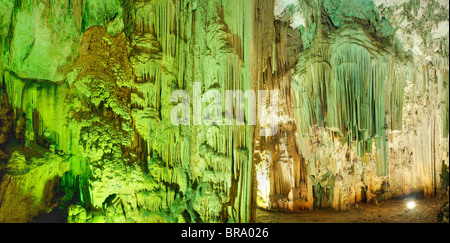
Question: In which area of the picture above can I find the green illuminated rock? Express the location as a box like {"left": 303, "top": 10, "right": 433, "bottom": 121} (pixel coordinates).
{"left": 0, "top": 0, "right": 448, "bottom": 223}
{"left": 0, "top": 151, "right": 69, "bottom": 223}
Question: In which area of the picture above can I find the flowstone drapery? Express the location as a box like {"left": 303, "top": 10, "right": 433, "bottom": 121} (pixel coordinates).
{"left": 0, "top": 0, "right": 448, "bottom": 223}
{"left": 255, "top": 0, "right": 449, "bottom": 211}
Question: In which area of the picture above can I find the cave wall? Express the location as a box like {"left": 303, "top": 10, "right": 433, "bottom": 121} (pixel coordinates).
{"left": 0, "top": 0, "right": 263, "bottom": 223}
{"left": 257, "top": 0, "right": 449, "bottom": 211}
{"left": 0, "top": 0, "right": 448, "bottom": 223}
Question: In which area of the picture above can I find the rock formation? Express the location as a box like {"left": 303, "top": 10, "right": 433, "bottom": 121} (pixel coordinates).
{"left": 0, "top": 0, "right": 448, "bottom": 223}
{"left": 256, "top": 0, "right": 449, "bottom": 212}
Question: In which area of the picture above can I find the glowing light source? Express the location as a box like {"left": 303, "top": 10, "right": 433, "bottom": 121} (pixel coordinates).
{"left": 407, "top": 201, "right": 416, "bottom": 209}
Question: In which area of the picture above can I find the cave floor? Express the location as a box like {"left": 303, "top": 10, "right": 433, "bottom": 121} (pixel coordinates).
{"left": 256, "top": 197, "right": 447, "bottom": 223}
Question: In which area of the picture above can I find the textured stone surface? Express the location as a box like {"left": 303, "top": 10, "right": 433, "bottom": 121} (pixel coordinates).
{"left": 0, "top": 0, "right": 448, "bottom": 223}
{"left": 437, "top": 200, "right": 449, "bottom": 223}
{"left": 0, "top": 151, "right": 69, "bottom": 222}
{"left": 1, "top": 0, "right": 257, "bottom": 223}
{"left": 256, "top": 0, "right": 449, "bottom": 212}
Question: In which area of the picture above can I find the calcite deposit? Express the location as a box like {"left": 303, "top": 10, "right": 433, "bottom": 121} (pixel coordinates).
{"left": 255, "top": 0, "right": 449, "bottom": 212}
{"left": 0, "top": 0, "right": 448, "bottom": 223}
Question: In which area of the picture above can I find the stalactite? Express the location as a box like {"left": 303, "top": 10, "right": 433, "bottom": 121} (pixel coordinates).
{"left": 119, "top": 0, "right": 256, "bottom": 222}
{"left": 261, "top": 0, "right": 449, "bottom": 212}
{"left": 292, "top": 23, "right": 408, "bottom": 180}
{"left": 2, "top": 0, "right": 446, "bottom": 223}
